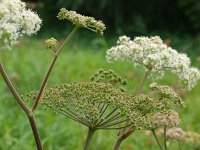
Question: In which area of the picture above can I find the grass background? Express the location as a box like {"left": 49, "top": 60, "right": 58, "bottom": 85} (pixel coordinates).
{"left": 0, "top": 35, "right": 200, "bottom": 150}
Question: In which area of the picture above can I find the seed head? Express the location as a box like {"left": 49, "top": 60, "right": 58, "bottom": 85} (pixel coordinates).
{"left": 24, "top": 82, "right": 175, "bottom": 130}
{"left": 25, "top": 82, "right": 135, "bottom": 129}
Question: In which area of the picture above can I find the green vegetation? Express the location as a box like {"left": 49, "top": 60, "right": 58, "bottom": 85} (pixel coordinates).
{"left": 0, "top": 38, "right": 199, "bottom": 150}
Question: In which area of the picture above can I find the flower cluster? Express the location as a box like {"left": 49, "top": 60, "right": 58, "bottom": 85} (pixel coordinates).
{"left": 57, "top": 8, "right": 106, "bottom": 35}
{"left": 166, "top": 127, "right": 186, "bottom": 141}
{"left": 24, "top": 82, "right": 173, "bottom": 130}
{"left": 45, "top": 37, "right": 57, "bottom": 53}
{"left": 106, "top": 36, "right": 200, "bottom": 90}
{"left": 152, "top": 110, "right": 180, "bottom": 128}
{"left": 0, "top": 0, "right": 42, "bottom": 49}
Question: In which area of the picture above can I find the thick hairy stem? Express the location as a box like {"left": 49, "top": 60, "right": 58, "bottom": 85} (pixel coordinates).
{"left": 113, "top": 128, "right": 135, "bottom": 150}
{"left": 83, "top": 128, "right": 95, "bottom": 150}
{"left": 152, "top": 130, "right": 163, "bottom": 150}
{"left": 164, "top": 127, "right": 167, "bottom": 150}
{"left": 28, "top": 115, "right": 43, "bottom": 150}
{"left": 32, "top": 26, "right": 79, "bottom": 112}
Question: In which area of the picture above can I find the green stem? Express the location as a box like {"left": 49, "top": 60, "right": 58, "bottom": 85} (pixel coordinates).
{"left": 32, "top": 26, "right": 79, "bottom": 112}
{"left": 152, "top": 129, "right": 163, "bottom": 150}
{"left": 83, "top": 128, "right": 95, "bottom": 150}
{"left": 164, "top": 127, "right": 167, "bottom": 150}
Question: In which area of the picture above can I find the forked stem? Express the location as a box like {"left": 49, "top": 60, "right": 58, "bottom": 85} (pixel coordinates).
{"left": 0, "top": 60, "right": 43, "bottom": 150}
{"left": 0, "top": 26, "right": 79, "bottom": 150}
{"left": 83, "top": 128, "right": 95, "bottom": 150}
{"left": 32, "top": 26, "right": 79, "bottom": 112}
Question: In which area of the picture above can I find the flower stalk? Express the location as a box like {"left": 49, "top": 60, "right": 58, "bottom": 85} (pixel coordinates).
{"left": 83, "top": 128, "right": 96, "bottom": 150}
{"left": 164, "top": 126, "right": 168, "bottom": 150}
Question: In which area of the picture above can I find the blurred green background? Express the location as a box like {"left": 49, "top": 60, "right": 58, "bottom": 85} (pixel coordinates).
{"left": 0, "top": 0, "right": 200, "bottom": 150}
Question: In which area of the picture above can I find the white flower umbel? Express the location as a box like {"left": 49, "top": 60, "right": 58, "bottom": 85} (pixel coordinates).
{"left": 0, "top": 0, "right": 42, "bottom": 49}
{"left": 106, "top": 36, "right": 200, "bottom": 90}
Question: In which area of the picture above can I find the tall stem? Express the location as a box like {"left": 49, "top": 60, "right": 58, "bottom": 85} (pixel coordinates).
{"left": 164, "top": 127, "right": 167, "bottom": 150}
{"left": 32, "top": 26, "right": 79, "bottom": 112}
{"left": 28, "top": 115, "right": 43, "bottom": 150}
{"left": 152, "top": 130, "right": 163, "bottom": 150}
{"left": 83, "top": 128, "right": 95, "bottom": 150}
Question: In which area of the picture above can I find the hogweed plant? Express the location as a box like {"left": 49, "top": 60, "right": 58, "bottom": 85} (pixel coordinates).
{"left": 0, "top": 1, "right": 200, "bottom": 150}
{"left": 0, "top": 0, "right": 105, "bottom": 149}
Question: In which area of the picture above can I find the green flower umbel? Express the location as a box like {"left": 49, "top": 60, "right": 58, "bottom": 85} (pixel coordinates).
{"left": 57, "top": 8, "right": 106, "bottom": 35}
{"left": 25, "top": 82, "right": 135, "bottom": 130}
